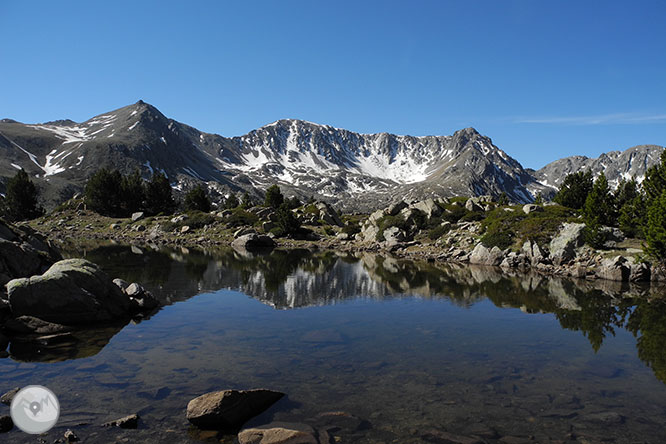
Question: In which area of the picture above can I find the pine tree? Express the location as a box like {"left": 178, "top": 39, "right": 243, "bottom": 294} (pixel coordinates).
{"left": 554, "top": 170, "right": 594, "bottom": 209}
{"left": 498, "top": 192, "right": 509, "bottom": 206}
{"left": 184, "top": 185, "right": 211, "bottom": 212}
{"left": 3, "top": 169, "right": 43, "bottom": 221}
{"left": 224, "top": 193, "right": 239, "bottom": 209}
{"left": 645, "top": 189, "right": 666, "bottom": 262}
{"left": 583, "top": 172, "right": 615, "bottom": 227}
{"left": 240, "top": 192, "right": 252, "bottom": 209}
{"left": 145, "top": 172, "right": 175, "bottom": 215}
{"left": 264, "top": 185, "right": 284, "bottom": 209}
{"left": 643, "top": 150, "right": 666, "bottom": 204}
{"left": 275, "top": 202, "right": 301, "bottom": 236}
{"left": 121, "top": 170, "right": 145, "bottom": 215}
{"left": 619, "top": 194, "right": 647, "bottom": 238}
{"left": 84, "top": 168, "right": 124, "bottom": 216}
{"left": 534, "top": 192, "right": 544, "bottom": 205}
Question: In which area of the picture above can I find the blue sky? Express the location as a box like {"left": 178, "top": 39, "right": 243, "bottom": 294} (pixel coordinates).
{"left": 1, "top": 0, "right": 664, "bottom": 168}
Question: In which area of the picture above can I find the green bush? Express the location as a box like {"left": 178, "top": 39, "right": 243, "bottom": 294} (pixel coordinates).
{"left": 342, "top": 222, "right": 361, "bottom": 236}
{"left": 460, "top": 211, "right": 485, "bottom": 222}
{"left": 226, "top": 208, "right": 259, "bottom": 227}
{"left": 480, "top": 231, "right": 513, "bottom": 249}
{"left": 375, "top": 214, "right": 410, "bottom": 241}
{"left": 324, "top": 226, "right": 335, "bottom": 236}
{"left": 428, "top": 224, "right": 450, "bottom": 240}
{"left": 185, "top": 211, "right": 216, "bottom": 229}
{"left": 441, "top": 204, "right": 467, "bottom": 223}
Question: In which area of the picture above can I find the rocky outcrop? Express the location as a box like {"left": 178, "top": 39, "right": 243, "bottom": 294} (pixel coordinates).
{"left": 6, "top": 259, "right": 131, "bottom": 325}
{"left": 549, "top": 223, "right": 585, "bottom": 265}
{"left": 0, "top": 220, "right": 61, "bottom": 286}
{"left": 597, "top": 256, "right": 631, "bottom": 282}
{"left": 186, "top": 389, "right": 284, "bottom": 430}
{"left": 521, "top": 240, "right": 547, "bottom": 266}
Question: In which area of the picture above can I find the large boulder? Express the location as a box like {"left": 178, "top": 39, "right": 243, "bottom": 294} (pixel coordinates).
{"left": 549, "top": 223, "right": 585, "bottom": 265}
{"left": 383, "top": 226, "right": 406, "bottom": 248}
{"left": 386, "top": 201, "right": 408, "bottom": 216}
{"left": 469, "top": 244, "right": 505, "bottom": 266}
{"left": 521, "top": 240, "right": 547, "bottom": 265}
{"left": 522, "top": 204, "right": 543, "bottom": 215}
{"left": 232, "top": 234, "right": 276, "bottom": 251}
{"left": 186, "top": 389, "right": 284, "bottom": 430}
{"left": 411, "top": 198, "right": 443, "bottom": 219}
{"left": 7, "top": 259, "right": 131, "bottom": 325}
{"left": 597, "top": 256, "right": 630, "bottom": 282}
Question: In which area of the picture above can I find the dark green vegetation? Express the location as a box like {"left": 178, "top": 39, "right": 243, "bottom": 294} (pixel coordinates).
{"left": 545, "top": 153, "right": 666, "bottom": 263}
{"left": 184, "top": 185, "right": 212, "bottom": 213}
{"left": 0, "top": 169, "right": 43, "bottom": 221}
{"left": 264, "top": 184, "right": 284, "bottom": 209}
{"left": 85, "top": 169, "right": 175, "bottom": 217}
{"left": 480, "top": 205, "right": 576, "bottom": 249}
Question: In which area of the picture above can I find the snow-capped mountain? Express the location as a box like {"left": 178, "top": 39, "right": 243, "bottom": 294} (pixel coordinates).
{"left": 0, "top": 101, "right": 662, "bottom": 210}
{"left": 535, "top": 144, "right": 664, "bottom": 191}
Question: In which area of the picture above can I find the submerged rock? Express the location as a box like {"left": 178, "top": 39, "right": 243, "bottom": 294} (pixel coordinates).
{"left": 103, "top": 413, "right": 139, "bottom": 429}
{"left": 7, "top": 259, "right": 131, "bottom": 325}
{"left": 0, "top": 387, "right": 20, "bottom": 405}
{"left": 0, "top": 415, "right": 13, "bottom": 433}
{"left": 186, "top": 389, "right": 284, "bottom": 430}
{"left": 238, "top": 422, "right": 320, "bottom": 444}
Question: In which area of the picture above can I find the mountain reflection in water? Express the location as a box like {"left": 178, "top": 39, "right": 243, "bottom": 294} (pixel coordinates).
{"left": 38, "top": 244, "right": 664, "bottom": 385}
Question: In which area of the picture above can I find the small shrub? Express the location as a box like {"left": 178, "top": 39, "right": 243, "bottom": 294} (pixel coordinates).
{"left": 226, "top": 208, "right": 259, "bottom": 227}
{"left": 185, "top": 211, "right": 216, "bottom": 229}
{"left": 324, "top": 226, "right": 335, "bottom": 236}
{"left": 342, "top": 222, "right": 361, "bottom": 236}
{"left": 460, "top": 211, "right": 485, "bottom": 222}
{"left": 442, "top": 205, "right": 466, "bottom": 223}
{"left": 428, "top": 224, "right": 450, "bottom": 240}
{"left": 480, "top": 231, "right": 513, "bottom": 249}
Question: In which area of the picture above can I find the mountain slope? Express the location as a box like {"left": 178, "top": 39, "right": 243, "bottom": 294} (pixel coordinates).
{"left": 535, "top": 145, "right": 664, "bottom": 190}
{"left": 0, "top": 101, "right": 661, "bottom": 211}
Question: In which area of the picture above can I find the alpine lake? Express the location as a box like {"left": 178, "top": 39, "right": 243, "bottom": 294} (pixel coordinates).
{"left": 1, "top": 244, "right": 666, "bottom": 443}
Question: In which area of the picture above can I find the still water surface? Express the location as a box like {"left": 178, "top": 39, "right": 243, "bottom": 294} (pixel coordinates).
{"left": 1, "top": 245, "right": 666, "bottom": 443}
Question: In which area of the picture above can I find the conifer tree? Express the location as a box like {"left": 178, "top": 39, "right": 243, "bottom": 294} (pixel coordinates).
{"left": 264, "top": 185, "right": 284, "bottom": 209}
{"left": 3, "top": 169, "right": 43, "bottom": 221}
{"left": 84, "top": 168, "right": 124, "bottom": 216}
{"left": 553, "top": 170, "right": 593, "bottom": 209}
{"left": 583, "top": 172, "right": 615, "bottom": 227}
{"left": 224, "top": 193, "right": 239, "bottom": 209}
{"left": 184, "top": 185, "right": 211, "bottom": 212}
{"left": 145, "top": 172, "right": 175, "bottom": 215}
{"left": 645, "top": 189, "right": 666, "bottom": 262}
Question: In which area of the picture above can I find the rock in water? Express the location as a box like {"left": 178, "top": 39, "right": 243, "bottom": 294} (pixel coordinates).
{"left": 0, "top": 415, "right": 13, "bottom": 433}
{"left": 186, "top": 389, "right": 284, "bottom": 430}
{"left": 7, "top": 259, "right": 131, "bottom": 325}
{"left": 238, "top": 422, "right": 319, "bottom": 444}
{"left": 103, "top": 413, "right": 139, "bottom": 429}
{"left": 232, "top": 234, "right": 276, "bottom": 252}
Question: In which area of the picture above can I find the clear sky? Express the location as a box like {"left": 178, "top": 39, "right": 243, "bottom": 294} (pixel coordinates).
{"left": 1, "top": 0, "right": 664, "bottom": 169}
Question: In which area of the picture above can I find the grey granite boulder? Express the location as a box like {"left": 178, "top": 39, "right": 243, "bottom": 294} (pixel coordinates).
{"left": 549, "top": 223, "right": 585, "bottom": 265}
{"left": 187, "top": 389, "right": 284, "bottom": 430}
{"left": 7, "top": 259, "right": 131, "bottom": 325}
{"left": 232, "top": 234, "right": 276, "bottom": 251}
{"left": 469, "top": 244, "right": 505, "bottom": 266}
{"left": 238, "top": 422, "right": 321, "bottom": 444}
{"left": 597, "top": 256, "right": 630, "bottom": 282}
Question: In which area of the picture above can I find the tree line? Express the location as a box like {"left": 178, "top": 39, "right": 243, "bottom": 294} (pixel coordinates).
{"left": 553, "top": 149, "right": 666, "bottom": 260}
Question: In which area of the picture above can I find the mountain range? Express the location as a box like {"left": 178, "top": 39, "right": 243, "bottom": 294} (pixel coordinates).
{"left": 0, "top": 101, "right": 662, "bottom": 211}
